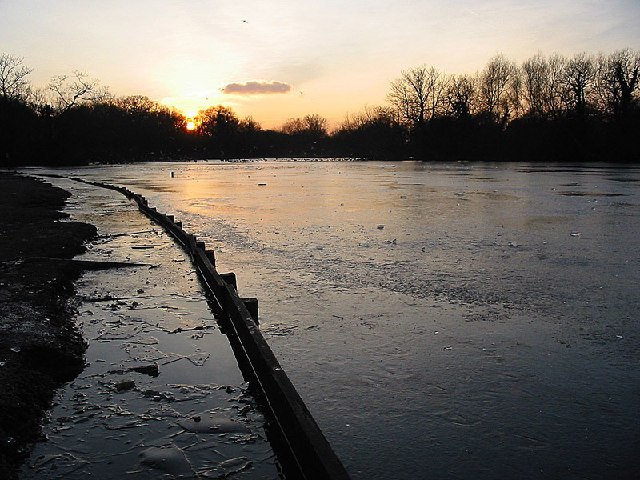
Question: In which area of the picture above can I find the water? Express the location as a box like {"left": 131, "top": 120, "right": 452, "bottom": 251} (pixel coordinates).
{"left": 20, "top": 179, "right": 280, "bottom": 479}
{"left": 28, "top": 161, "right": 640, "bottom": 479}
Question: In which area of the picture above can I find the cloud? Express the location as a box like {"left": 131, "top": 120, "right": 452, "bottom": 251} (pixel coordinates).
{"left": 222, "top": 81, "right": 291, "bottom": 95}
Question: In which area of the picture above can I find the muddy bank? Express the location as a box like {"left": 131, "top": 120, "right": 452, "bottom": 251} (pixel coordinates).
{"left": 0, "top": 172, "right": 96, "bottom": 479}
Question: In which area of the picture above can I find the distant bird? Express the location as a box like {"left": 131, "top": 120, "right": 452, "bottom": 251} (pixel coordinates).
{"left": 242, "top": 19, "right": 248, "bottom": 23}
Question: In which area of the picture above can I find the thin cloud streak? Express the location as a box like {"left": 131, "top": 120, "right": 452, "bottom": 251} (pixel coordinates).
{"left": 222, "top": 81, "right": 291, "bottom": 95}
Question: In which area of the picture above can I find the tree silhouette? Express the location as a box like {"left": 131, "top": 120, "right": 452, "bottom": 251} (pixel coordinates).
{"left": 195, "top": 106, "right": 243, "bottom": 158}
{"left": 388, "top": 66, "right": 448, "bottom": 128}
{"left": 334, "top": 106, "right": 405, "bottom": 158}
{"left": 47, "top": 71, "right": 111, "bottom": 114}
{"left": 0, "top": 54, "right": 37, "bottom": 165}
{"left": 479, "top": 54, "right": 518, "bottom": 122}
{"left": 278, "top": 114, "right": 329, "bottom": 155}
{"left": 1, "top": 48, "right": 639, "bottom": 166}
{"left": 0, "top": 54, "right": 32, "bottom": 101}
{"left": 541, "top": 54, "right": 567, "bottom": 117}
{"left": 281, "top": 114, "right": 328, "bottom": 137}
{"left": 562, "top": 53, "right": 595, "bottom": 116}
{"left": 594, "top": 49, "right": 640, "bottom": 118}
{"left": 445, "top": 75, "right": 476, "bottom": 118}
{"left": 522, "top": 53, "right": 549, "bottom": 117}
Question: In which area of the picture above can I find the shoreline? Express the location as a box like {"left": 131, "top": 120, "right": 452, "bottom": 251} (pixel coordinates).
{"left": 0, "top": 172, "right": 96, "bottom": 479}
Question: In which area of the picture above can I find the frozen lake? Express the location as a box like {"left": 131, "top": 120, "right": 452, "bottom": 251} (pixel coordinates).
{"left": 31, "top": 160, "right": 640, "bottom": 479}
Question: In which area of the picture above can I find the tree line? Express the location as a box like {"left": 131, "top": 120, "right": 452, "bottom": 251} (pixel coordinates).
{"left": 1, "top": 49, "right": 638, "bottom": 166}
{"left": 374, "top": 50, "right": 639, "bottom": 161}
{"left": 0, "top": 57, "right": 188, "bottom": 165}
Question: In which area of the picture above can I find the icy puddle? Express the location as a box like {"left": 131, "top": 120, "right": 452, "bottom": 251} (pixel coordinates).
{"left": 21, "top": 179, "right": 280, "bottom": 479}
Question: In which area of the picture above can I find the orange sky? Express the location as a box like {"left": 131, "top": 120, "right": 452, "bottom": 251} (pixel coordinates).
{"left": 1, "top": 0, "right": 639, "bottom": 129}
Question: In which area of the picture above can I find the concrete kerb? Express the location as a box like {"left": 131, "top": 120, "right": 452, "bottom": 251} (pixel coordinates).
{"left": 67, "top": 177, "right": 350, "bottom": 480}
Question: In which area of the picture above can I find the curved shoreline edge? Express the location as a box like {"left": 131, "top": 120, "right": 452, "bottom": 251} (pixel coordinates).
{"left": 59, "top": 175, "right": 351, "bottom": 480}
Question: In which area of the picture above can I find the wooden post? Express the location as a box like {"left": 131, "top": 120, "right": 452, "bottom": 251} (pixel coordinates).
{"left": 220, "top": 272, "right": 237, "bottom": 290}
{"left": 242, "top": 298, "right": 259, "bottom": 324}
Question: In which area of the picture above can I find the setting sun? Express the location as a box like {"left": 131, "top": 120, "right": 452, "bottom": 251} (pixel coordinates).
{"left": 186, "top": 120, "right": 196, "bottom": 131}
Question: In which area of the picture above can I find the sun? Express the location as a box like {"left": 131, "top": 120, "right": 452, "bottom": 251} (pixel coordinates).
{"left": 186, "top": 120, "right": 196, "bottom": 131}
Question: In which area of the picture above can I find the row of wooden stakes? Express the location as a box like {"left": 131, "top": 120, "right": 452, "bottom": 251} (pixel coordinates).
{"left": 70, "top": 176, "right": 351, "bottom": 480}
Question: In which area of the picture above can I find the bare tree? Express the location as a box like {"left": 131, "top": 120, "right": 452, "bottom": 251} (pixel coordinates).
{"left": 388, "top": 66, "right": 447, "bottom": 127}
{"left": 520, "top": 53, "right": 567, "bottom": 118}
{"left": 594, "top": 49, "right": 640, "bottom": 117}
{"left": 0, "top": 53, "right": 33, "bottom": 100}
{"left": 302, "top": 114, "right": 328, "bottom": 136}
{"left": 507, "top": 67, "right": 525, "bottom": 118}
{"left": 522, "top": 53, "right": 550, "bottom": 116}
{"left": 239, "top": 116, "right": 262, "bottom": 132}
{"left": 388, "top": 66, "right": 427, "bottom": 126}
{"left": 543, "top": 54, "right": 567, "bottom": 117}
{"left": 593, "top": 53, "right": 613, "bottom": 115}
{"left": 281, "top": 114, "right": 327, "bottom": 137}
{"left": 478, "top": 54, "right": 517, "bottom": 120}
{"left": 340, "top": 105, "right": 396, "bottom": 131}
{"left": 113, "top": 95, "right": 166, "bottom": 114}
{"left": 562, "top": 53, "right": 595, "bottom": 115}
{"left": 48, "top": 70, "right": 111, "bottom": 113}
{"left": 280, "top": 117, "right": 305, "bottom": 135}
{"left": 445, "top": 75, "right": 477, "bottom": 118}
{"left": 427, "top": 70, "right": 450, "bottom": 120}
{"left": 197, "top": 105, "right": 240, "bottom": 137}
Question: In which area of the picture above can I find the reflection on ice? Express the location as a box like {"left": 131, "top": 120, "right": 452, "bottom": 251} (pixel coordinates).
{"left": 139, "top": 446, "right": 193, "bottom": 477}
{"left": 177, "top": 412, "right": 250, "bottom": 434}
{"left": 27, "top": 161, "right": 640, "bottom": 480}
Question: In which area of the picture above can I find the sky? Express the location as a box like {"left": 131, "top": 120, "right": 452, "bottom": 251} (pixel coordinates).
{"left": 1, "top": 0, "right": 639, "bottom": 129}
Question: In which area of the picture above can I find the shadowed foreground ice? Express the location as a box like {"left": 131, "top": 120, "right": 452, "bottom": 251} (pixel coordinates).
{"left": 29, "top": 161, "right": 640, "bottom": 479}
{"left": 20, "top": 179, "right": 279, "bottom": 479}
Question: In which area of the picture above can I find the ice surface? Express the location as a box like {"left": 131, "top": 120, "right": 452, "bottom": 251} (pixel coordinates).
{"left": 26, "top": 160, "right": 640, "bottom": 480}
{"left": 20, "top": 179, "right": 279, "bottom": 479}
